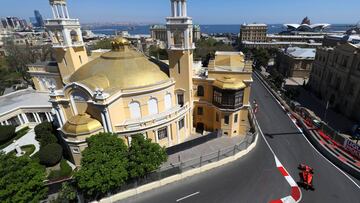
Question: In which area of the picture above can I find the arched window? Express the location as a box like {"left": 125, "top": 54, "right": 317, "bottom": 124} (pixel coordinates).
{"left": 148, "top": 98, "right": 159, "bottom": 115}
{"left": 71, "top": 90, "right": 90, "bottom": 115}
{"left": 164, "top": 93, "right": 172, "bottom": 110}
{"left": 70, "top": 30, "right": 79, "bottom": 43}
{"left": 197, "top": 85, "right": 204, "bottom": 97}
{"left": 129, "top": 102, "right": 141, "bottom": 119}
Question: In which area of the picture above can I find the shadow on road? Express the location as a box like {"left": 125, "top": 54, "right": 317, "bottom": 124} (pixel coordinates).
{"left": 265, "top": 132, "right": 303, "bottom": 139}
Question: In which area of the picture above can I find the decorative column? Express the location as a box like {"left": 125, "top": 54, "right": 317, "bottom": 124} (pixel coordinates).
{"left": 154, "top": 130, "right": 159, "bottom": 143}
{"left": 17, "top": 115, "right": 24, "bottom": 125}
{"left": 173, "top": 0, "right": 178, "bottom": 17}
{"left": 178, "top": 1, "right": 182, "bottom": 17}
{"left": 47, "top": 112, "right": 54, "bottom": 121}
{"left": 54, "top": 109, "right": 62, "bottom": 126}
{"left": 60, "top": 4, "right": 66, "bottom": 19}
{"left": 55, "top": 5, "right": 60, "bottom": 19}
{"left": 32, "top": 113, "right": 39, "bottom": 123}
{"left": 100, "top": 111, "right": 108, "bottom": 133}
{"left": 64, "top": 6, "right": 70, "bottom": 18}
{"left": 182, "top": 0, "right": 187, "bottom": 17}
{"left": 35, "top": 113, "right": 42, "bottom": 123}
{"left": 171, "top": 0, "right": 175, "bottom": 17}
{"left": 176, "top": 120, "right": 180, "bottom": 144}
{"left": 184, "top": 29, "right": 189, "bottom": 49}
{"left": 51, "top": 6, "right": 57, "bottom": 19}
{"left": 56, "top": 106, "right": 65, "bottom": 127}
{"left": 77, "top": 28, "right": 84, "bottom": 43}
{"left": 128, "top": 136, "right": 132, "bottom": 146}
{"left": 167, "top": 125, "right": 172, "bottom": 146}
{"left": 44, "top": 112, "right": 51, "bottom": 122}
{"left": 103, "top": 108, "right": 113, "bottom": 132}
{"left": 21, "top": 113, "right": 29, "bottom": 124}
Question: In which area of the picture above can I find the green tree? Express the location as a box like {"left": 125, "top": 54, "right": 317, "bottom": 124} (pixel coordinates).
{"left": 93, "top": 38, "right": 113, "bottom": 50}
{"left": 0, "top": 153, "right": 47, "bottom": 202}
{"left": 74, "top": 133, "right": 128, "bottom": 197}
{"left": 128, "top": 134, "right": 167, "bottom": 178}
{"left": 57, "top": 182, "right": 77, "bottom": 203}
{"left": 252, "top": 48, "right": 270, "bottom": 69}
{"left": 149, "top": 45, "right": 168, "bottom": 60}
{"left": 194, "top": 38, "right": 235, "bottom": 67}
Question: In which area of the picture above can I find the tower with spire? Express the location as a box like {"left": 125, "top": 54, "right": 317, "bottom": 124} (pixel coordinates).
{"left": 45, "top": 0, "right": 88, "bottom": 82}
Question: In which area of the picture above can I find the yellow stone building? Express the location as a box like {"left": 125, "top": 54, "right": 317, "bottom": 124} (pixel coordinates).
{"left": 29, "top": 0, "right": 253, "bottom": 166}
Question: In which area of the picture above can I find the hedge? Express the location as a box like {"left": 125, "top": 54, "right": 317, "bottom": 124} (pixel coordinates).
{"left": 39, "top": 143, "right": 63, "bottom": 167}
{"left": 0, "top": 125, "right": 16, "bottom": 143}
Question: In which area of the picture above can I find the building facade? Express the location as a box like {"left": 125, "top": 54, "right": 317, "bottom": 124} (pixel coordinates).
{"left": 30, "top": 0, "right": 253, "bottom": 166}
{"left": 240, "top": 23, "right": 267, "bottom": 43}
{"left": 150, "top": 24, "right": 200, "bottom": 42}
{"left": 276, "top": 47, "right": 316, "bottom": 78}
{"left": 309, "top": 43, "right": 360, "bottom": 122}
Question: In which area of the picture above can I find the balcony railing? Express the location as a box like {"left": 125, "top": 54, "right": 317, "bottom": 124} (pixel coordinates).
{"left": 116, "top": 104, "right": 189, "bottom": 132}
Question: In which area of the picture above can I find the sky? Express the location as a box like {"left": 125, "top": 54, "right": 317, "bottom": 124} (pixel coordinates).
{"left": 0, "top": 0, "right": 359, "bottom": 25}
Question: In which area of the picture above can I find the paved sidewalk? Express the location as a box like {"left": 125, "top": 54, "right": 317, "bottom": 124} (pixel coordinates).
{"left": 162, "top": 135, "right": 245, "bottom": 168}
{"left": 2, "top": 129, "right": 40, "bottom": 156}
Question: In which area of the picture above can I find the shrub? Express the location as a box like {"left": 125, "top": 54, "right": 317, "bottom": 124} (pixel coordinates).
{"left": 39, "top": 143, "right": 63, "bottom": 167}
{"left": 34, "top": 122, "right": 53, "bottom": 137}
{"left": 34, "top": 122, "right": 57, "bottom": 147}
{"left": 0, "top": 125, "right": 16, "bottom": 143}
{"left": 39, "top": 133, "right": 58, "bottom": 147}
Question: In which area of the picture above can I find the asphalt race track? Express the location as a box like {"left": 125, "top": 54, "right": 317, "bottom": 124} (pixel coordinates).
{"left": 119, "top": 74, "right": 360, "bottom": 203}
{"left": 251, "top": 74, "right": 360, "bottom": 203}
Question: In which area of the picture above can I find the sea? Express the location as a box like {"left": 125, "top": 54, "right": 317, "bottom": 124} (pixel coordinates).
{"left": 89, "top": 24, "right": 354, "bottom": 36}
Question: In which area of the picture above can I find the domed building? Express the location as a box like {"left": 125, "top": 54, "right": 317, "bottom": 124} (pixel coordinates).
{"left": 30, "top": 0, "right": 253, "bottom": 166}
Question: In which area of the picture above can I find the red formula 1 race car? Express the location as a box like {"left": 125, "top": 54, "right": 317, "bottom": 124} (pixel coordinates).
{"left": 298, "top": 164, "right": 315, "bottom": 190}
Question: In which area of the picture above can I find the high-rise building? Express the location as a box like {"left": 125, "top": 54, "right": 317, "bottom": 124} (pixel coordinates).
{"left": 34, "top": 10, "right": 44, "bottom": 27}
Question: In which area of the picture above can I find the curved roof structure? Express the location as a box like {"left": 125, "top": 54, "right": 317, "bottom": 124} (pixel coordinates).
{"left": 284, "top": 23, "right": 330, "bottom": 32}
{"left": 69, "top": 38, "right": 170, "bottom": 95}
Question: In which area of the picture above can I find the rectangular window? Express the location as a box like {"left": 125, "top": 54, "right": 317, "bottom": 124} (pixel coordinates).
{"left": 158, "top": 127, "right": 168, "bottom": 140}
{"left": 178, "top": 60, "right": 181, "bottom": 74}
{"left": 197, "top": 107, "right": 203, "bottom": 115}
{"left": 177, "top": 94, "right": 184, "bottom": 106}
{"left": 224, "top": 115, "right": 229, "bottom": 125}
{"left": 179, "top": 118, "right": 185, "bottom": 129}
{"left": 216, "top": 113, "right": 219, "bottom": 122}
{"left": 79, "top": 55, "right": 82, "bottom": 64}
{"left": 214, "top": 90, "right": 222, "bottom": 104}
{"left": 234, "top": 114, "right": 238, "bottom": 123}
